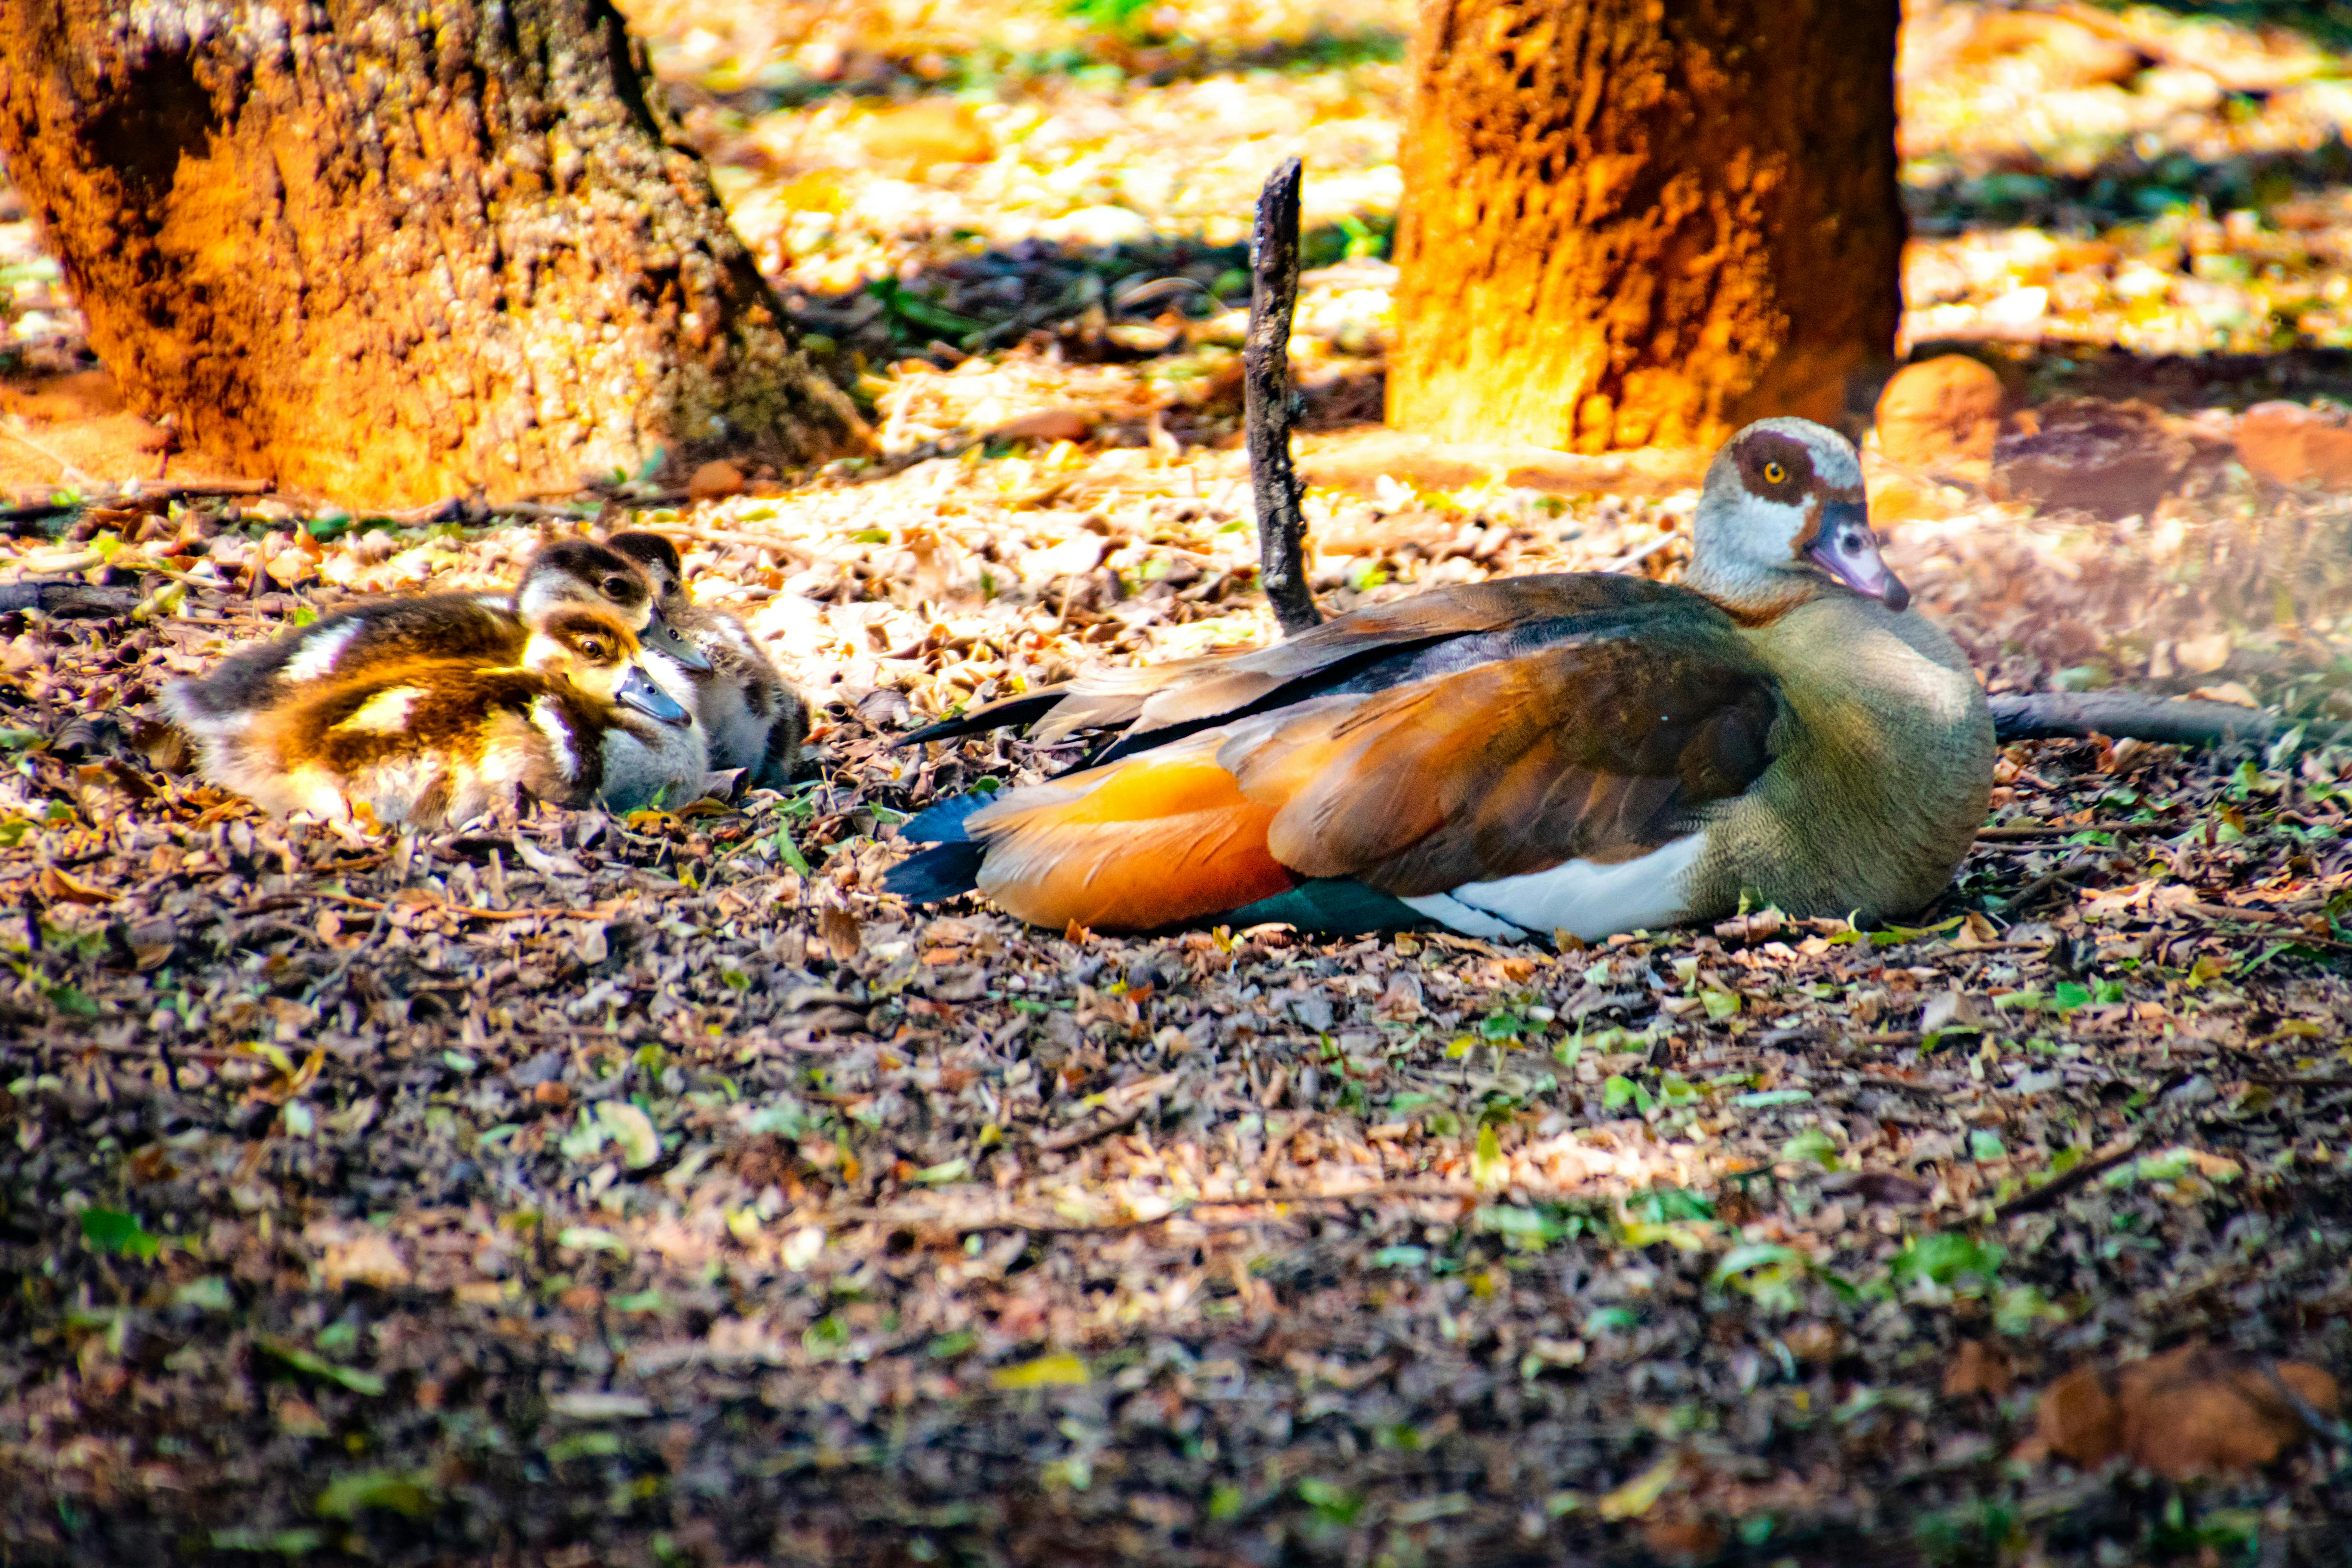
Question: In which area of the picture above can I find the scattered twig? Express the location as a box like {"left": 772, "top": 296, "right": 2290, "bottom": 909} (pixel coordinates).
{"left": 0, "top": 582, "right": 142, "bottom": 617}
{"left": 1601, "top": 530, "right": 1682, "bottom": 575}
{"left": 1989, "top": 692, "right": 2319, "bottom": 748}
{"left": 246, "top": 888, "right": 597, "bottom": 923}
{"left": 1995, "top": 1134, "right": 2146, "bottom": 1220}
{"left": 0, "top": 416, "right": 92, "bottom": 486}
{"left": 136, "top": 478, "right": 272, "bottom": 500}
{"left": 0, "top": 499, "right": 76, "bottom": 537}
{"left": 1243, "top": 154, "right": 1321, "bottom": 637}
{"left": 1034, "top": 1103, "right": 1150, "bottom": 1153}
{"left": 2260, "top": 1359, "right": 2352, "bottom": 1446}
{"left": 1996, "top": 854, "right": 2096, "bottom": 914}
{"left": 1975, "top": 821, "right": 2173, "bottom": 841}
{"left": 2178, "top": 901, "right": 2352, "bottom": 949}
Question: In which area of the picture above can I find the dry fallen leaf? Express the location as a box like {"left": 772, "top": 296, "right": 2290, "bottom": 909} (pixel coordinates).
{"left": 316, "top": 1229, "right": 412, "bottom": 1292}
{"left": 1944, "top": 1339, "right": 2015, "bottom": 1400}
{"left": 2038, "top": 1345, "right": 2340, "bottom": 1478}
{"left": 819, "top": 904, "right": 863, "bottom": 958}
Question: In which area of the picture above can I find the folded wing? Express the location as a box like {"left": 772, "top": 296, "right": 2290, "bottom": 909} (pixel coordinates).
{"left": 901, "top": 574, "right": 1702, "bottom": 754}
{"left": 927, "top": 593, "right": 1783, "bottom": 932}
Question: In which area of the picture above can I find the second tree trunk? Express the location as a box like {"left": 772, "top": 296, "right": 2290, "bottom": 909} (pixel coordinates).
{"left": 1388, "top": 0, "right": 1903, "bottom": 454}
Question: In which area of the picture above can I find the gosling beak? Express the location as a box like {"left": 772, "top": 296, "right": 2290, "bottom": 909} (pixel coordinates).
{"left": 617, "top": 664, "right": 692, "bottom": 727}
{"left": 647, "top": 609, "right": 713, "bottom": 672}
{"left": 1806, "top": 499, "right": 1911, "bottom": 612}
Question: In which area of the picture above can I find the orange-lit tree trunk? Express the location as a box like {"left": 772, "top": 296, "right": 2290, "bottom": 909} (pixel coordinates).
{"left": 0, "top": 0, "right": 866, "bottom": 507}
{"left": 1389, "top": 0, "right": 1902, "bottom": 454}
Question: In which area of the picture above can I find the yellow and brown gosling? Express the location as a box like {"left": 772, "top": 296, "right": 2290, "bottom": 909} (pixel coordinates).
{"left": 606, "top": 531, "right": 807, "bottom": 790}
{"left": 164, "top": 538, "right": 710, "bottom": 744}
{"left": 172, "top": 606, "right": 693, "bottom": 829}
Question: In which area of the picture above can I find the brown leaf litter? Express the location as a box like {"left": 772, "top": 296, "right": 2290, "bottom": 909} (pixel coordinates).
{"left": 9, "top": 2, "right": 2352, "bottom": 1562}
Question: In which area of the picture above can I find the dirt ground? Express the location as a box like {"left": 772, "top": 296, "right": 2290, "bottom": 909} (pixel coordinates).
{"left": 9, "top": 3, "right": 2352, "bottom": 1565}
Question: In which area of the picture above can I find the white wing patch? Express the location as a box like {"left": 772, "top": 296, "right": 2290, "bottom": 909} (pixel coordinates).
{"left": 1412, "top": 833, "right": 1708, "bottom": 943}
{"left": 1397, "top": 892, "right": 1530, "bottom": 943}
{"left": 280, "top": 620, "right": 365, "bottom": 684}
{"left": 338, "top": 686, "right": 420, "bottom": 735}
{"left": 530, "top": 698, "right": 579, "bottom": 780}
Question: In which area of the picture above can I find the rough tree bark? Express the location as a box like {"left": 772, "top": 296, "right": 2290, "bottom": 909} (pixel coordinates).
{"left": 1388, "top": 0, "right": 1904, "bottom": 454}
{"left": 0, "top": 0, "right": 867, "bottom": 506}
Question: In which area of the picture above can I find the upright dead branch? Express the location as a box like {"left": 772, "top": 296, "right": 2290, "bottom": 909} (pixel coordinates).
{"left": 1246, "top": 156, "right": 1323, "bottom": 636}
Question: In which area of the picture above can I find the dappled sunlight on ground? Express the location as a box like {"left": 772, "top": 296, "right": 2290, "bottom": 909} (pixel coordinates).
{"left": 11, "top": 3, "right": 2352, "bottom": 1563}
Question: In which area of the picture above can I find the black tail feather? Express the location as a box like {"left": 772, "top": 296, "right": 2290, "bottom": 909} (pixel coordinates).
{"left": 885, "top": 842, "right": 988, "bottom": 905}
{"left": 898, "top": 790, "right": 1002, "bottom": 843}
{"left": 895, "top": 692, "right": 1065, "bottom": 748}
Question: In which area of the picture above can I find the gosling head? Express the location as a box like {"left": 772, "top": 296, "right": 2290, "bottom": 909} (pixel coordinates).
{"left": 1681, "top": 418, "right": 1909, "bottom": 620}
{"left": 517, "top": 539, "right": 658, "bottom": 631}
{"left": 602, "top": 531, "right": 712, "bottom": 674}
{"left": 524, "top": 606, "right": 692, "bottom": 728}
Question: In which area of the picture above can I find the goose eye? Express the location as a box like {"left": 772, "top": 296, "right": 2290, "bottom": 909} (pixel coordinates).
{"left": 603, "top": 577, "right": 631, "bottom": 599}
{"left": 1761, "top": 460, "right": 1788, "bottom": 485}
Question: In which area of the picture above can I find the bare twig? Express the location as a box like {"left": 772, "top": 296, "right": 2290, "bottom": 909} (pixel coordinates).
{"left": 1034, "top": 1102, "right": 1149, "bottom": 1153}
{"left": 1602, "top": 530, "right": 1682, "bottom": 575}
{"left": 1, "top": 499, "right": 75, "bottom": 537}
{"left": 1994, "top": 1134, "right": 2147, "bottom": 1220}
{"left": 1990, "top": 692, "right": 2317, "bottom": 748}
{"left": 1244, "top": 155, "right": 1322, "bottom": 637}
{"left": 1975, "top": 821, "right": 2174, "bottom": 841}
{"left": 1997, "top": 854, "right": 2096, "bottom": 914}
{"left": 0, "top": 582, "right": 142, "bottom": 617}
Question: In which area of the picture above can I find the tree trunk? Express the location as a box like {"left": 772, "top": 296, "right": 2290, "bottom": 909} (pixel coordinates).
{"left": 1388, "top": 0, "right": 1903, "bottom": 454}
{"left": 0, "top": 0, "right": 867, "bottom": 507}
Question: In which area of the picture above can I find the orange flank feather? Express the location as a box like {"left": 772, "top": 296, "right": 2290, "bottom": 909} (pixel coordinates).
{"left": 966, "top": 742, "right": 1293, "bottom": 931}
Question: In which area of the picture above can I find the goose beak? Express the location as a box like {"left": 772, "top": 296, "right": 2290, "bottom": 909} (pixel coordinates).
{"left": 618, "top": 664, "right": 693, "bottom": 727}
{"left": 1807, "top": 499, "right": 1910, "bottom": 612}
{"left": 647, "top": 609, "right": 714, "bottom": 672}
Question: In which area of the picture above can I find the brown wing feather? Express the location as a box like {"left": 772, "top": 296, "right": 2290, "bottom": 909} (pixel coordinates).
{"left": 1228, "top": 630, "right": 1781, "bottom": 897}
{"left": 952, "top": 606, "right": 1780, "bottom": 929}
{"left": 1011, "top": 574, "right": 1700, "bottom": 741}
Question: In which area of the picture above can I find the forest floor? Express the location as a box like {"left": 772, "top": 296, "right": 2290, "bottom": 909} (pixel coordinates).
{"left": 12, "top": 2, "right": 2352, "bottom": 1565}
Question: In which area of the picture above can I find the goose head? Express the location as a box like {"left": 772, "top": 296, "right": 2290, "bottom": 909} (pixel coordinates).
{"left": 1681, "top": 418, "right": 1908, "bottom": 621}
{"left": 602, "top": 531, "right": 714, "bottom": 673}
{"left": 523, "top": 606, "right": 693, "bottom": 728}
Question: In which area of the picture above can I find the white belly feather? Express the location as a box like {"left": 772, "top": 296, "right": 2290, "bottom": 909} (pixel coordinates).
{"left": 1403, "top": 832, "right": 1707, "bottom": 942}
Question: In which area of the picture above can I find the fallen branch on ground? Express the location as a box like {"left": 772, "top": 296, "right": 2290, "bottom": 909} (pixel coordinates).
{"left": 1989, "top": 692, "right": 2319, "bottom": 748}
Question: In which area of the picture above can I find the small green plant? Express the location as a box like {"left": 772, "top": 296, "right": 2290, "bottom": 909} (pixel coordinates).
{"left": 80, "top": 1208, "right": 160, "bottom": 1259}
{"left": 1890, "top": 1231, "right": 2005, "bottom": 1294}
{"left": 1063, "top": 0, "right": 1158, "bottom": 34}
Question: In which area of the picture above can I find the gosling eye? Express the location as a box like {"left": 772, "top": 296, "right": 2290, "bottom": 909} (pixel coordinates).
{"left": 1761, "top": 460, "right": 1787, "bottom": 485}
{"left": 579, "top": 638, "right": 606, "bottom": 660}
{"left": 602, "top": 576, "right": 633, "bottom": 600}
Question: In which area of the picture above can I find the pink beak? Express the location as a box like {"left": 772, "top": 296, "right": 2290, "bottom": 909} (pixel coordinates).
{"left": 1808, "top": 500, "right": 1909, "bottom": 612}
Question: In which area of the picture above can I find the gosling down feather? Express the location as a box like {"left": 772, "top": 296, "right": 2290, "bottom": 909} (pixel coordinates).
{"left": 888, "top": 418, "right": 1994, "bottom": 941}
{"left": 168, "top": 605, "right": 694, "bottom": 828}
{"left": 607, "top": 531, "right": 808, "bottom": 790}
{"left": 162, "top": 537, "right": 710, "bottom": 742}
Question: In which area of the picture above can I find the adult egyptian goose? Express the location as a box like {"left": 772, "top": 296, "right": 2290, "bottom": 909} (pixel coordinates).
{"left": 164, "top": 538, "right": 711, "bottom": 745}
{"left": 606, "top": 531, "right": 808, "bottom": 789}
{"left": 888, "top": 418, "right": 1994, "bottom": 940}
{"left": 174, "top": 605, "right": 693, "bottom": 828}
